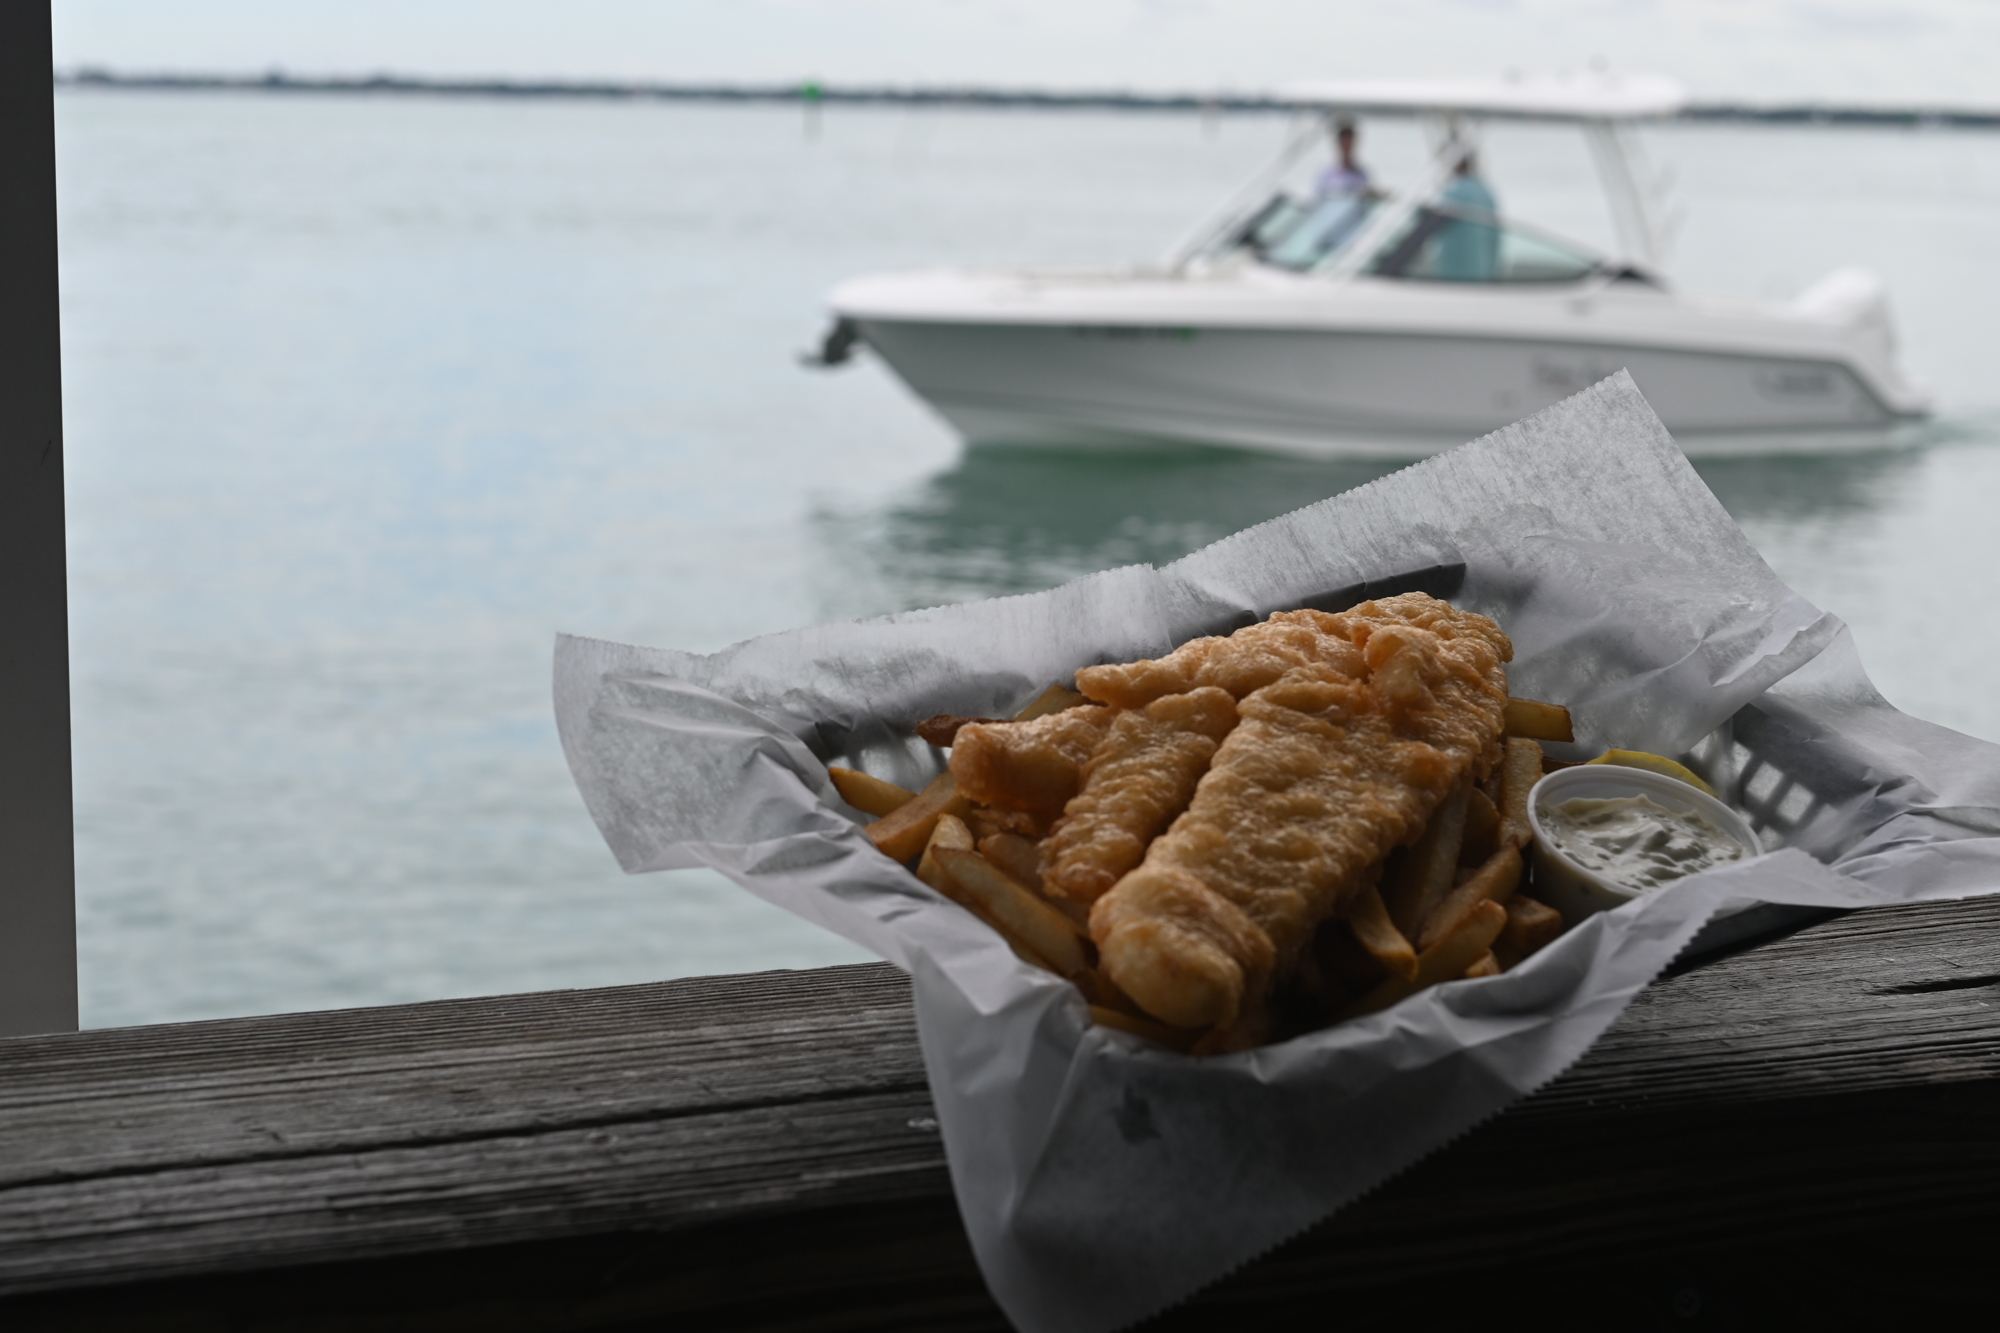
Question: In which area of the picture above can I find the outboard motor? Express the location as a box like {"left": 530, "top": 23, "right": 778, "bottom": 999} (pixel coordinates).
{"left": 800, "top": 317, "right": 861, "bottom": 368}
{"left": 1794, "top": 267, "right": 1899, "bottom": 362}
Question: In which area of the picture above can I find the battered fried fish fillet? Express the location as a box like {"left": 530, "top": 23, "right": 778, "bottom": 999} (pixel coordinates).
{"left": 1042, "top": 687, "right": 1239, "bottom": 904}
{"left": 1073, "top": 593, "right": 1504, "bottom": 710}
{"left": 1089, "top": 598, "right": 1512, "bottom": 1031}
{"left": 1074, "top": 612, "right": 1355, "bottom": 709}
{"left": 949, "top": 705, "right": 1114, "bottom": 816}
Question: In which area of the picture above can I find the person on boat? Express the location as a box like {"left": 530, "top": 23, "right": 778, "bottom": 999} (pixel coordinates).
{"left": 1434, "top": 151, "right": 1501, "bottom": 281}
{"left": 1314, "top": 118, "right": 1369, "bottom": 198}
{"left": 1259, "top": 117, "right": 1374, "bottom": 268}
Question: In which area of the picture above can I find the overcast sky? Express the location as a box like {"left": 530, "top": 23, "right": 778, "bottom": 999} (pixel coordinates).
{"left": 50, "top": 0, "right": 2000, "bottom": 108}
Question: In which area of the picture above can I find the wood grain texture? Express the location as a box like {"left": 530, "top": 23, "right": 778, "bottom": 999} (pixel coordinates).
{"left": 4, "top": 895, "right": 2000, "bottom": 1329}
{"left": 0, "top": 965, "right": 929, "bottom": 1187}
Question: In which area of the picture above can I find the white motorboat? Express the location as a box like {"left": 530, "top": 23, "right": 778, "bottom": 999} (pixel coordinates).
{"left": 814, "top": 73, "right": 1930, "bottom": 457}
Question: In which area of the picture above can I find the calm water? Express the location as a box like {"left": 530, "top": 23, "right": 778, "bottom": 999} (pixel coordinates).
{"left": 57, "top": 90, "right": 2000, "bottom": 1028}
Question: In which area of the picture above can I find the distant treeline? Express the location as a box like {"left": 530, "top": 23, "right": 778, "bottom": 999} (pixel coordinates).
{"left": 53, "top": 69, "right": 2000, "bottom": 129}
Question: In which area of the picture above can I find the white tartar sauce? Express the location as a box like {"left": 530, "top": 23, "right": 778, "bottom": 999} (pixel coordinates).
{"left": 1543, "top": 795, "right": 1746, "bottom": 892}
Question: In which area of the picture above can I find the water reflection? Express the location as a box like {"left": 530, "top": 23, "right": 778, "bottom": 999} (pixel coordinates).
{"left": 814, "top": 443, "right": 1410, "bottom": 615}
{"left": 820, "top": 438, "right": 1960, "bottom": 620}
{"left": 1691, "top": 447, "right": 1927, "bottom": 526}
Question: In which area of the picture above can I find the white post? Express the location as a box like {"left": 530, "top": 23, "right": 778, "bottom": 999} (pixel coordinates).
{"left": 0, "top": 4, "right": 79, "bottom": 1036}
{"left": 1582, "top": 118, "right": 1664, "bottom": 272}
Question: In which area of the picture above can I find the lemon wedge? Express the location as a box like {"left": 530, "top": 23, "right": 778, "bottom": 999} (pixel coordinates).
{"left": 1585, "top": 749, "right": 1717, "bottom": 798}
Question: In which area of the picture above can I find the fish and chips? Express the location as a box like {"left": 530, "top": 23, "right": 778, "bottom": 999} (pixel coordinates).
{"left": 828, "top": 592, "right": 1605, "bottom": 1052}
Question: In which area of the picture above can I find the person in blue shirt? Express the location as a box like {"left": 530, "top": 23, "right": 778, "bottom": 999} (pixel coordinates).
{"left": 1434, "top": 151, "right": 1501, "bottom": 281}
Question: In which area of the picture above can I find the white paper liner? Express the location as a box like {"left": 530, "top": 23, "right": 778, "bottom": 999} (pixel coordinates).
{"left": 554, "top": 373, "right": 2000, "bottom": 1333}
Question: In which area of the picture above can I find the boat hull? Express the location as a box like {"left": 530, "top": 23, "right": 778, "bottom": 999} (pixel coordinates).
{"left": 854, "top": 317, "right": 1920, "bottom": 458}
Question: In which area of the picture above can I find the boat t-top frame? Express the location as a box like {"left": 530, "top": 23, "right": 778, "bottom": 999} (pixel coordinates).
{"left": 1164, "top": 71, "right": 1686, "bottom": 282}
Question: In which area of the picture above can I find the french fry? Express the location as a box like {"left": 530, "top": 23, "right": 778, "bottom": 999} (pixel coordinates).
{"left": 935, "top": 848, "right": 1089, "bottom": 976}
{"left": 1501, "top": 896, "right": 1566, "bottom": 958}
{"left": 992, "top": 936, "right": 1061, "bottom": 974}
{"left": 828, "top": 766, "right": 918, "bottom": 819}
{"left": 1345, "top": 883, "right": 1418, "bottom": 982}
{"left": 1385, "top": 780, "right": 1471, "bottom": 938}
{"left": 1462, "top": 951, "right": 1501, "bottom": 979}
{"left": 1505, "top": 698, "right": 1575, "bottom": 743}
{"left": 923, "top": 852, "right": 1063, "bottom": 974}
{"left": 1014, "top": 684, "right": 1089, "bottom": 721}
{"left": 917, "top": 814, "right": 976, "bottom": 894}
{"left": 864, "top": 771, "right": 973, "bottom": 864}
{"left": 1336, "top": 899, "right": 1508, "bottom": 1021}
{"left": 992, "top": 824, "right": 1079, "bottom": 931}
{"left": 1416, "top": 845, "right": 1523, "bottom": 952}
{"left": 976, "top": 832, "right": 1088, "bottom": 924}
{"left": 1041, "top": 891, "right": 1091, "bottom": 931}
{"left": 1461, "top": 786, "right": 1501, "bottom": 866}
{"left": 978, "top": 832, "right": 1045, "bottom": 892}
{"left": 915, "top": 713, "right": 1002, "bottom": 748}
{"left": 1499, "top": 736, "right": 1543, "bottom": 850}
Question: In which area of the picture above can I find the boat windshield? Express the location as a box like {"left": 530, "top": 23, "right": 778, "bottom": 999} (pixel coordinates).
{"left": 1210, "top": 191, "right": 1374, "bottom": 271}
{"left": 1366, "top": 202, "right": 1602, "bottom": 283}
{"left": 1261, "top": 195, "right": 1375, "bottom": 271}
{"left": 1200, "top": 182, "right": 1608, "bottom": 286}
{"left": 1211, "top": 191, "right": 1605, "bottom": 284}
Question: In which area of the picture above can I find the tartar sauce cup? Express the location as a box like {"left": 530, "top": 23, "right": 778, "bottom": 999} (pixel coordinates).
{"left": 1526, "top": 764, "right": 1762, "bottom": 926}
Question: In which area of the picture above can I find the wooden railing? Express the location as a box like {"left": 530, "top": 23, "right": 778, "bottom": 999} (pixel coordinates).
{"left": 4, "top": 893, "right": 2000, "bottom": 1329}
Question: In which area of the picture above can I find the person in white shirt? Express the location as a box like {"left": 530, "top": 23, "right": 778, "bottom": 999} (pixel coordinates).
{"left": 1260, "top": 117, "right": 1375, "bottom": 269}
{"left": 1315, "top": 118, "right": 1369, "bottom": 198}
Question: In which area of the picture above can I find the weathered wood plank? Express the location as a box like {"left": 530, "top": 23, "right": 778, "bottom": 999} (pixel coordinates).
{"left": 1, "top": 1197, "right": 1011, "bottom": 1333}
{"left": 1537, "top": 894, "right": 2000, "bottom": 1109}
{"left": 0, "top": 966, "right": 927, "bottom": 1186}
{"left": 3, "top": 894, "right": 1999, "bottom": 1329}
{"left": 0, "top": 1090, "right": 948, "bottom": 1292}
